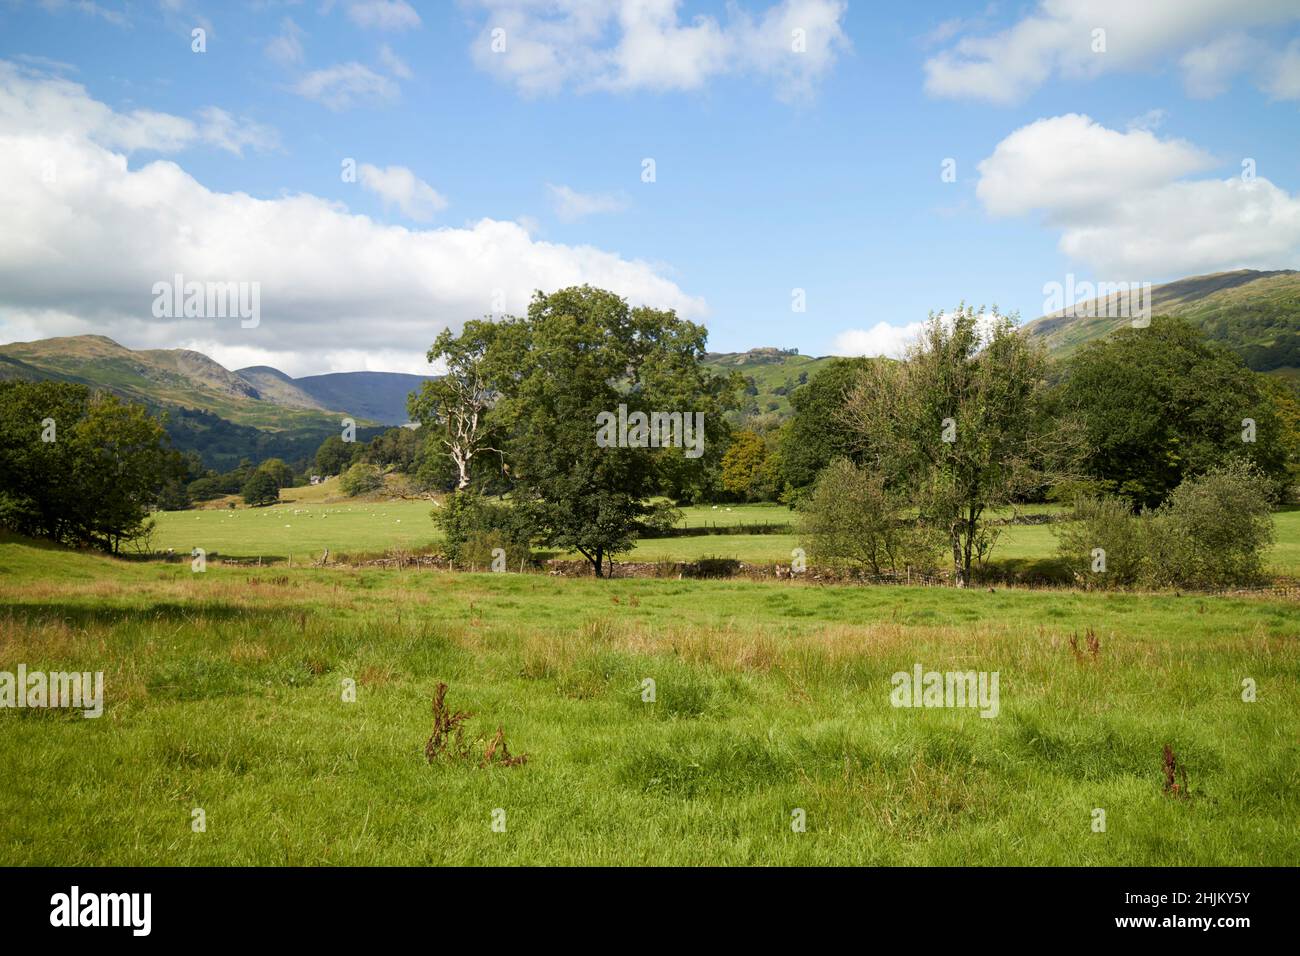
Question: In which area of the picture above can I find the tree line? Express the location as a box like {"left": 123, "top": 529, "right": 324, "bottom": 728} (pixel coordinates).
{"left": 412, "top": 290, "right": 1297, "bottom": 584}
{"left": 2, "top": 285, "right": 1295, "bottom": 584}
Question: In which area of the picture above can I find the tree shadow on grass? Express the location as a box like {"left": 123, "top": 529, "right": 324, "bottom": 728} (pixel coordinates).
{"left": 0, "top": 601, "right": 299, "bottom": 629}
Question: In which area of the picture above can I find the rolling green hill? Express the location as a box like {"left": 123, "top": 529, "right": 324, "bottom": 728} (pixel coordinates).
{"left": 1023, "top": 269, "right": 1300, "bottom": 374}
{"left": 702, "top": 347, "right": 836, "bottom": 422}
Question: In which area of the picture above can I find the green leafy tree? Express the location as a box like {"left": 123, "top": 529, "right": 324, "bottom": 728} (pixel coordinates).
{"left": 314, "top": 435, "right": 357, "bottom": 476}
{"left": 0, "top": 381, "right": 89, "bottom": 542}
{"left": 258, "top": 457, "right": 295, "bottom": 489}
{"left": 469, "top": 285, "right": 736, "bottom": 577}
{"left": 241, "top": 470, "right": 280, "bottom": 507}
{"left": 778, "top": 357, "right": 872, "bottom": 500}
{"left": 340, "top": 461, "right": 384, "bottom": 497}
{"left": 156, "top": 477, "right": 192, "bottom": 512}
{"left": 1260, "top": 377, "right": 1300, "bottom": 499}
{"left": 0, "top": 383, "right": 176, "bottom": 552}
{"left": 412, "top": 432, "right": 460, "bottom": 492}
{"left": 721, "top": 429, "right": 770, "bottom": 501}
{"left": 362, "top": 427, "right": 420, "bottom": 473}
{"left": 1058, "top": 316, "right": 1287, "bottom": 508}
{"left": 186, "top": 475, "right": 223, "bottom": 501}
{"left": 843, "top": 306, "right": 1082, "bottom": 587}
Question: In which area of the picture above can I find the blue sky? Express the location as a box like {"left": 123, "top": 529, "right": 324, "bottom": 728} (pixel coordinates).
{"left": 1, "top": 1, "right": 1298, "bottom": 375}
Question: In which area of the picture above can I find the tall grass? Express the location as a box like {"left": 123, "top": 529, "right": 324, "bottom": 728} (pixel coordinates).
{"left": 0, "top": 535, "right": 1296, "bottom": 865}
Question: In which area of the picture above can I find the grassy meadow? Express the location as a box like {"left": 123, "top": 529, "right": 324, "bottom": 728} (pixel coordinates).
{"left": 0, "top": 531, "right": 1297, "bottom": 865}
{"left": 148, "top": 484, "right": 1300, "bottom": 577}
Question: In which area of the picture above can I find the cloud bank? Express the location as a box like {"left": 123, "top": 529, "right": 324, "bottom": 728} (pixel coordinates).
{"left": 0, "top": 62, "right": 707, "bottom": 376}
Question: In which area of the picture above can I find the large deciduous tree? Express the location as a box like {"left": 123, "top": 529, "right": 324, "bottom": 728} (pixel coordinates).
{"left": 1057, "top": 316, "right": 1289, "bottom": 508}
{"left": 241, "top": 469, "right": 281, "bottom": 507}
{"left": 441, "top": 285, "right": 735, "bottom": 577}
{"left": 842, "top": 305, "right": 1081, "bottom": 587}
{"left": 776, "top": 357, "right": 872, "bottom": 500}
{"left": 0, "top": 381, "right": 177, "bottom": 552}
{"left": 720, "top": 429, "right": 770, "bottom": 501}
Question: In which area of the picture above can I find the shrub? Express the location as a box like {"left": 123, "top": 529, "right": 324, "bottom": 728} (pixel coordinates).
{"left": 340, "top": 462, "right": 384, "bottom": 497}
{"left": 1055, "top": 461, "right": 1275, "bottom": 590}
{"left": 459, "top": 529, "right": 530, "bottom": 572}
{"left": 799, "top": 459, "right": 941, "bottom": 575}
{"left": 241, "top": 470, "right": 280, "bottom": 507}
{"left": 1145, "top": 460, "right": 1275, "bottom": 589}
{"left": 1055, "top": 495, "right": 1145, "bottom": 587}
{"left": 434, "top": 491, "right": 534, "bottom": 566}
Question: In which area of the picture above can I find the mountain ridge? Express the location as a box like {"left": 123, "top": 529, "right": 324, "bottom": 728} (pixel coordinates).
{"left": 0, "top": 335, "right": 433, "bottom": 426}
{"left": 0, "top": 335, "right": 429, "bottom": 470}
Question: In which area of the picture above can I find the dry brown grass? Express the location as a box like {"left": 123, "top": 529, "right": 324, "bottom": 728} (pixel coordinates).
{"left": 424, "top": 682, "right": 527, "bottom": 768}
{"left": 1163, "top": 744, "right": 1190, "bottom": 798}
{"left": 228, "top": 640, "right": 269, "bottom": 663}
{"left": 357, "top": 663, "right": 395, "bottom": 687}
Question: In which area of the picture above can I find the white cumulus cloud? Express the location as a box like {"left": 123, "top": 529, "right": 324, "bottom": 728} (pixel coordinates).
{"left": 975, "top": 113, "right": 1212, "bottom": 220}
{"left": 830, "top": 321, "right": 927, "bottom": 359}
{"left": 0, "top": 63, "right": 707, "bottom": 376}
{"left": 975, "top": 113, "right": 1300, "bottom": 278}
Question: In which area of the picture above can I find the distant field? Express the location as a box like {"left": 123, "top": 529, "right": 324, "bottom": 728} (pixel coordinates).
{"left": 627, "top": 533, "right": 801, "bottom": 564}
{"left": 151, "top": 499, "right": 441, "bottom": 560}
{"left": 152, "top": 494, "right": 1300, "bottom": 577}
{"left": 675, "top": 502, "right": 796, "bottom": 528}
{"left": 1, "top": 533, "right": 1296, "bottom": 865}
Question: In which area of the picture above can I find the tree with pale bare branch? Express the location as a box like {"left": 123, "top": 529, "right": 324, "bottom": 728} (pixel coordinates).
{"left": 408, "top": 321, "right": 501, "bottom": 491}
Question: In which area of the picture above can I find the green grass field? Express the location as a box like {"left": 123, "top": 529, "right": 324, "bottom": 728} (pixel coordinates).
{"left": 0, "top": 533, "right": 1297, "bottom": 865}
{"left": 151, "top": 500, "right": 441, "bottom": 560}
{"left": 149, "top": 492, "right": 1300, "bottom": 577}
